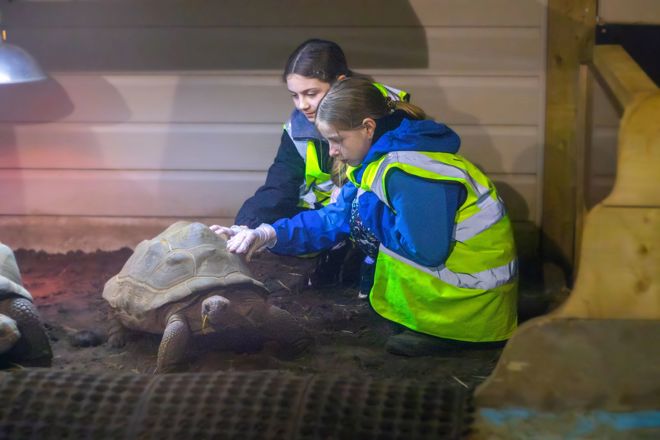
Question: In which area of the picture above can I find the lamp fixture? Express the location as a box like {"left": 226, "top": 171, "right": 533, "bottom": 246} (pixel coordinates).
{"left": 0, "top": 10, "right": 47, "bottom": 84}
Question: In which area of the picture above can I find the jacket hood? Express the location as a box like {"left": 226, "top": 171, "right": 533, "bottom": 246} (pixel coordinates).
{"left": 362, "top": 117, "right": 461, "bottom": 166}
{"left": 289, "top": 109, "right": 322, "bottom": 140}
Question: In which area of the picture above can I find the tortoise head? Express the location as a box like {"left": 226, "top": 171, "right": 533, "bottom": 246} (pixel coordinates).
{"left": 0, "top": 314, "right": 20, "bottom": 354}
{"left": 201, "top": 295, "right": 231, "bottom": 330}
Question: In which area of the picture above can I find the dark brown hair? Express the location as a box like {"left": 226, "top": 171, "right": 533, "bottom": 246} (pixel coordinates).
{"left": 283, "top": 39, "right": 353, "bottom": 83}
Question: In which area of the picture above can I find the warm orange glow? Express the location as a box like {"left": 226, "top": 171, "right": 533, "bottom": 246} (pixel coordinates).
{"left": 1, "top": 30, "right": 6, "bottom": 42}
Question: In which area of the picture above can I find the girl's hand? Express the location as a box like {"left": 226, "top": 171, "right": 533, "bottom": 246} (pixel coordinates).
{"left": 209, "top": 224, "right": 248, "bottom": 240}
{"left": 226, "top": 224, "right": 277, "bottom": 261}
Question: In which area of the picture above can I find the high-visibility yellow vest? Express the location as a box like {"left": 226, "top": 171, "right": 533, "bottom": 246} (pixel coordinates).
{"left": 347, "top": 151, "right": 518, "bottom": 342}
{"left": 285, "top": 83, "right": 410, "bottom": 209}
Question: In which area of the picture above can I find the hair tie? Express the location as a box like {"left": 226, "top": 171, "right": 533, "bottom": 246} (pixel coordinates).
{"left": 385, "top": 97, "right": 397, "bottom": 114}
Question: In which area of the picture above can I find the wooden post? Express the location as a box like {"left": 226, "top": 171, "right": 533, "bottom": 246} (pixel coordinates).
{"left": 542, "top": 0, "right": 596, "bottom": 280}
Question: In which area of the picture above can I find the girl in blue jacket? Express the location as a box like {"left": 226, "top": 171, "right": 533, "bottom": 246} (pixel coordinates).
{"left": 215, "top": 78, "right": 518, "bottom": 356}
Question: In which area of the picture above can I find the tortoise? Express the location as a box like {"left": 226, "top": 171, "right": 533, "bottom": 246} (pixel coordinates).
{"left": 0, "top": 243, "right": 53, "bottom": 366}
{"left": 102, "top": 221, "right": 312, "bottom": 373}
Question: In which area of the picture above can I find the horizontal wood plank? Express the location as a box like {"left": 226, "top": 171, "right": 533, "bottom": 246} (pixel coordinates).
{"left": 0, "top": 123, "right": 284, "bottom": 171}
{"left": 0, "top": 74, "right": 541, "bottom": 125}
{"left": 0, "top": 169, "right": 537, "bottom": 222}
{"left": 590, "top": 127, "right": 618, "bottom": 176}
{"left": 587, "top": 176, "right": 615, "bottom": 208}
{"left": 0, "top": 123, "right": 539, "bottom": 174}
{"left": 6, "top": 27, "right": 540, "bottom": 73}
{"left": 0, "top": 215, "right": 539, "bottom": 257}
{"left": 6, "top": 0, "right": 544, "bottom": 28}
{"left": 592, "top": 80, "right": 622, "bottom": 127}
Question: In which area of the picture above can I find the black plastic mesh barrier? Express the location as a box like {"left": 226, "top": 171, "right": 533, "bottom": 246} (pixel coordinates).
{"left": 0, "top": 370, "right": 473, "bottom": 440}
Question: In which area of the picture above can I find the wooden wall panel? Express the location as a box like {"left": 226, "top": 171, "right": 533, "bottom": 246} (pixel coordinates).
{"left": 0, "top": 0, "right": 548, "bottom": 252}
{"left": 7, "top": 27, "right": 541, "bottom": 74}
{"left": 588, "top": 79, "right": 620, "bottom": 207}
{"left": 1, "top": 123, "right": 538, "bottom": 174}
{"left": 0, "top": 170, "right": 537, "bottom": 222}
{"left": 0, "top": 123, "right": 283, "bottom": 171}
{"left": 0, "top": 170, "right": 262, "bottom": 218}
{"left": 0, "top": 217, "right": 540, "bottom": 258}
{"left": 591, "top": 127, "right": 617, "bottom": 176}
{"left": 592, "top": 80, "right": 621, "bottom": 127}
{"left": 8, "top": 0, "right": 544, "bottom": 28}
{"left": 0, "top": 74, "right": 541, "bottom": 125}
{"left": 598, "top": 0, "right": 660, "bottom": 24}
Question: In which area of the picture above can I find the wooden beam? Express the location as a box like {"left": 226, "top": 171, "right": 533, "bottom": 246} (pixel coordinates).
{"left": 591, "top": 45, "right": 657, "bottom": 115}
{"left": 541, "top": 0, "right": 597, "bottom": 279}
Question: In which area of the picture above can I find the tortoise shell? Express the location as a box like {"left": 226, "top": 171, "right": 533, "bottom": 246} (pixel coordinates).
{"left": 102, "top": 222, "right": 266, "bottom": 319}
{"left": 0, "top": 243, "right": 32, "bottom": 302}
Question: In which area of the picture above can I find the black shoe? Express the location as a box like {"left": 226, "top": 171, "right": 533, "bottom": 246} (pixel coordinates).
{"left": 386, "top": 330, "right": 507, "bottom": 356}
{"left": 385, "top": 330, "right": 462, "bottom": 357}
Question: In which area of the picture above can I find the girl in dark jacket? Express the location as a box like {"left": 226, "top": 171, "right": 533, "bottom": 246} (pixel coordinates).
{"left": 230, "top": 39, "right": 408, "bottom": 288}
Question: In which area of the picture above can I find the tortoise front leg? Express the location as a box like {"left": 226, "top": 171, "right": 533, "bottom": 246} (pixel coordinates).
{"left": 264, "top": 305, "right": 313, "bottom": 359}
{"left": 107, "top": 317, "right": 130, "bottom": 348}
{"left": 0, "top": 298, "right": 52, "bottom": 367}
{"left": 156, "top": 313, "right": 191, "bottom": 374}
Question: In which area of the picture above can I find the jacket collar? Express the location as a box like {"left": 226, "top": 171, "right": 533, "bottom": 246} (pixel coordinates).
{"left": 289, "top": 109, "right": 323, "bottom": 140}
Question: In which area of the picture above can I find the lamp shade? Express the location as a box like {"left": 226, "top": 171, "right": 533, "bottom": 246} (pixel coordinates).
{"left": 0, "top": 42, "right": 47, "bottom": 84}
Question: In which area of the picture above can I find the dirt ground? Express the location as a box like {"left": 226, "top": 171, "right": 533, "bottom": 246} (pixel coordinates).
{"left": 4, "top": 248, "right": 534, "bottom": 389}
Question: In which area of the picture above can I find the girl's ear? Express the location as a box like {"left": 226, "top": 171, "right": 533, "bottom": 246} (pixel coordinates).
{"left": 362, "top": 118, "right": 377, "bottom": 139}
{"left": 336, "top": 74, "right": 347, "bottom": 81}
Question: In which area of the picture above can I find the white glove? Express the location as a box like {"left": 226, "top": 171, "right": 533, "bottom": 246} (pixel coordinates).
{"left": 209, "top": 224, "right": 248, "bottom": 240}
{"left": 226, "top": 223, "right": 277, "bottom": 261}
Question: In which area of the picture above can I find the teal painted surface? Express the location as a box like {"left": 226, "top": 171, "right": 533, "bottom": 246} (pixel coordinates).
{"left": 480, "top": 408, "right": 660, "bottom": 437}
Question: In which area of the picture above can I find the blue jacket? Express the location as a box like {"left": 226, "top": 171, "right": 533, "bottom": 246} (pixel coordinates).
{"left": 271, "top": 116, "right": 464, "bottom": 268}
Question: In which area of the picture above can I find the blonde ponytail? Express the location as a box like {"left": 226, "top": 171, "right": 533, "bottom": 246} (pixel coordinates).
{"left": 393, "top": 101, "right": 426, "bottom": 120}
{"left": 331, "top": 158, "right": 348, "bottom": 187}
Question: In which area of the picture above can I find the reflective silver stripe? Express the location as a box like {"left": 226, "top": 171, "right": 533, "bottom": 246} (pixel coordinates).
{"left": 284, "top": 119, "right": 308, "bottom": 159}
{"left": 379, "top": 245, "right": 517, "bottom": 290}
{"left": 370, "top": 152, "right": 490, "bottom": 208}
{"left": 316, "top": 180, "right": 335, "bottom": 192}
{"left": 381, "top": 84, "right": 406, "bottom": 101}
{"left": 454, "top": 197, "right": 506, "bottom": 242}
{"left": 299, "top": 180, "right": 335, "bottom": 206}
{"left": 299, "top": 189, "right": 317, "bottom": 206}
{"left": 369, "top": 151, "right": 506, "bottom": 242}
{"left": 381, "top": 84, "right": 401, "bottom": 101}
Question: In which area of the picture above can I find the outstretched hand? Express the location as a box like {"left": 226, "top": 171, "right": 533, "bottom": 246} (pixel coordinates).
{"left": 225, "top": 224, "right": 277, "bottom": 261}
{"left": 209, "top": 224, "right": 248, "bottom": 240}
